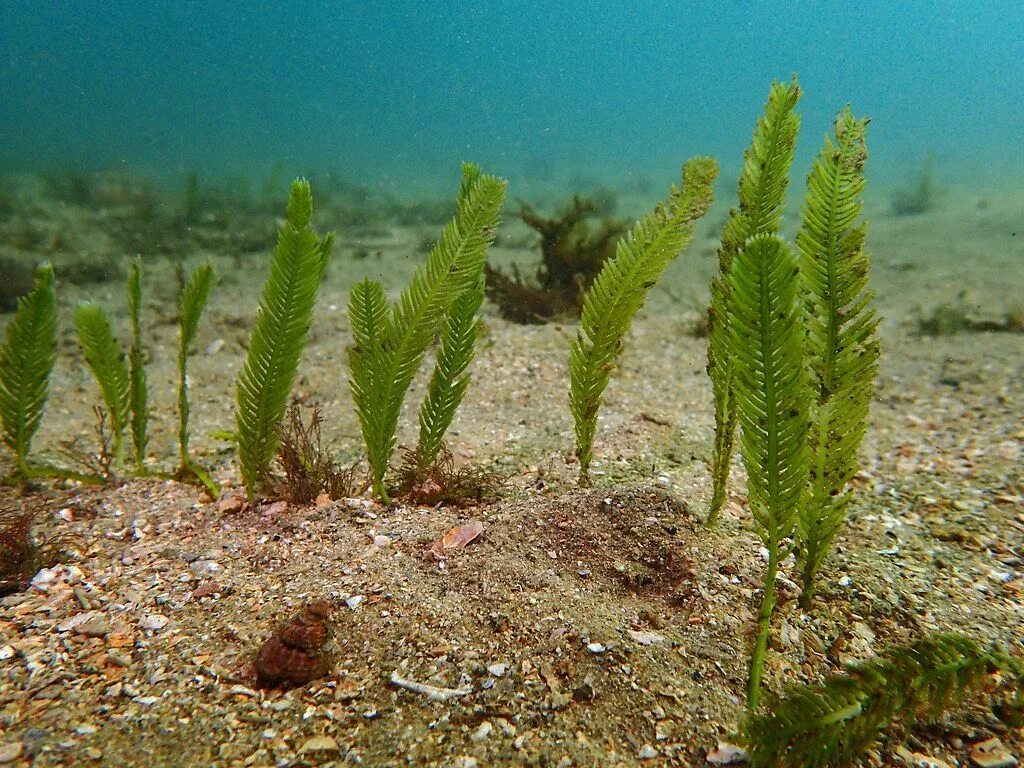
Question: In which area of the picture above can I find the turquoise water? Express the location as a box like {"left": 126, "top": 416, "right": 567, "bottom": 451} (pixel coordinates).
{"left": 1, "top": 2, "right": 1022, "bottom": 194}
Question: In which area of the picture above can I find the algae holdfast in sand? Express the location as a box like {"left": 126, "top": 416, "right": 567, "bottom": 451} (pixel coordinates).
{"left": 569, "top": 156, "right": 718, "bottom": 482}
{"left": 234, "top": 179, "right": 333, "bottom": 499}
{"left": 348, "top": 163, "right": 506, "bottom": 502}
{"left": 0, "top": 264, "right": 57, "bottom": 478}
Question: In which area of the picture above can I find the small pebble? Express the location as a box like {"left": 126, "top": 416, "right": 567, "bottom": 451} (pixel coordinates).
{"left": 707, "top": 742, "right": 749, "bottom": 765}
{"left": 970, "top": 737, "right": 1018, "bottom": 768}
{"left": 299, "top": 736, "right": 340, "bottom": 755}
{"left": 0, "top": 743, "right": 22, "bottom": 764}
{"left": 586, "top": 642, "right": 606, "bottom": 653}
{"left": 346, "top": 595, "right": 365, "bottom": 609}
{"left": 139, "top": 614, "right": 169, "bottom": 632}
{"left": 627, "top": 630, "right": 666, "bottom": 646}
{"left": 106, "top": 650, "right": 132, "bottom": 667}
{"left": 472, "top": 722, "right": 493, "bottom": 742}
{"left": 638, "top": 744, "right": 658, "bottom": 759}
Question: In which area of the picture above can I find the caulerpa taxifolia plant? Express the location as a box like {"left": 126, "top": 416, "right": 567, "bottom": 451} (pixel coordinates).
{"left": 569, "top": 156, "right": 718, "bottom": 482}
{"left": 0, "top": 264, "right": 57, "bottom": 479}
{"left": 706, "top": 78, "right": 802, "bottom": 525}
{"left": 235, "top": 179, "right": 333, "bottom": 499}
{"left": 414, "top": 272, "right": 485, "bottom": 470}
{"left": 348, "top": 163, "right": 506, "bottom": 502}
{"left": 728, "top": 233, "right": 811, "bottom": 712}
{"left": 126, "top": 259, "right": 148, "bottom": 473}
{"left": 714, "top": 84, "right": 879, "bottom": 710}
{"left": 743, "top": 632, "right": 1023, "bottom": 768}
{"left": 177, "top": 262, "right": 217, "bottom": 496}
{"left": 73, "top": 303, "right": 132, "bottom": 469}
{"left": 796, "top": 109, "right": 879, "bottom": 607}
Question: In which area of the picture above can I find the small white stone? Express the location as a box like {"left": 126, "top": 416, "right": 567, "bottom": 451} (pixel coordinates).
{"left": 586, "top": 642, "right": 606, "bottom": 653}
{"left": 0, "top": 741, "right": 23, "bottom": 764}
{"left": 190, "top": 560, "right": 222, "bottom": 576}
{"left": 0, "top": 646, "right": 14, "bottom": 661}
{"left": 139, "top": 613, "right": 169, "bottom": 632}
{"left": 487, "top": 662, "right": 509, "bottom": 677}
{"left": 346, "top": 595, "right": 364, "bottom": 609}
{"left": 472, "top": 721, "right": 493, "bottom": 742}
{"left": 638, "top": 744, "right": 658, "bottom": 759}
{"left": 373, "top": 535, "right": 392, "bottom": 547}
{"left": 707, "top": 742, "right": 749, "bottom": 765}
{"left": 627, "top": 630, "right": 666, "bottom": 646}
{"left": 838, "top": 575, "right": 853, "bottom": 587}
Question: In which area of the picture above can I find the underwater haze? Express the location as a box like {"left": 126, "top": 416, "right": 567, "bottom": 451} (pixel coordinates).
{"left": 2, "top": 0, "right": 1023, "bottom": 195}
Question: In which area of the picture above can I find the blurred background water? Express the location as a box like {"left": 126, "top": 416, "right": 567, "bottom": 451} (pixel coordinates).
{"left": 2, "top": 0, "right": 1022, "bottom": 198}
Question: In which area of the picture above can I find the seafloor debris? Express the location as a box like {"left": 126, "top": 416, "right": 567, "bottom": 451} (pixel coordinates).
{"left": 485, "top": 194, "right": 626, "bottom": 323}
{"left": 254, "top": 600, "right": 335, "bottom": 688}
{"left": 389, "top": 670, "right": 473, "bottom": 701}
{"left": 396, "top": 445, "right": 504, "bottom": 507}
{"left": 0, "top": 506, "right": 71, "bottom": 596}
{"left": 430, "top": 520, "right": 484, "bottom": 559}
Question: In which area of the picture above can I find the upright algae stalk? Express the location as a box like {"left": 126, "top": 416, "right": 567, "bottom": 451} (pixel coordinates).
{"left": 727, "top": 233, "right": 811, "bottom": 711}
{"left": 795, "top": 108, "right": 879, "bottom": 607}
{"left": 126, "top": 259, "right": 148, "bottom": 473}
{"left": 177, "top": 262, "right": 217, "bottom": 495}
{"left": 0, "top": 264, "right": 57, "bottom": 479}
{"left": 73, "top": 302, "right": 131, "bottom": 468}
{"left": 706, "top": 78, "right": 802, "bottom": 525}
{"left": 569, "top": 156, "right": 718, "bottom": 482}
{"left": 348, "top": 163, "right": 505, "bottom": 502}
{"left": 415, "top": 274, "right": 486, "bottom": 470}
{"left": 234, "top": 180, "right": 333, "bottom": 498}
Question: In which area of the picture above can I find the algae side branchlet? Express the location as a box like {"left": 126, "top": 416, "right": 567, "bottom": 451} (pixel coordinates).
{"left": 348, "top": 163, "right": 506, "bottom": 502}
{"left": 234, "top": 179, "right": 333, "bottom": 499}
{"left": 569, "top": 156, "right": 718, "bottom": 482}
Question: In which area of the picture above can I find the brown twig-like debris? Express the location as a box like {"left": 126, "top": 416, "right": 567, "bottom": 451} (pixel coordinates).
{"left": 0, "top": 507, "right": 72, "bottom": 596}
{"left": 394, "top": 444, "right": 504, "bottom": 507}
{"left": 275, "top": 403, "right": 367, "bottom": 503}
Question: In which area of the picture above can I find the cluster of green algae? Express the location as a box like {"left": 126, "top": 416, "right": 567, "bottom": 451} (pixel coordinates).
{"left": 0, "top": 77, "right": 1021, "bottom": 768}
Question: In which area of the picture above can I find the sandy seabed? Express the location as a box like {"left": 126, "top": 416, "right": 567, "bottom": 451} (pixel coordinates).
{"left": 0, "top": 172, "right": 1022, "bottom": 767}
